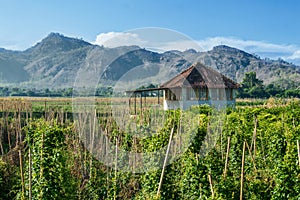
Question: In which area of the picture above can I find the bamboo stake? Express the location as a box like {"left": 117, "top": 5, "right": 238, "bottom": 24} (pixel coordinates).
{"left": 18, "top": 108, "right": 21, "bottom": 144}
{"left": 0, "top": 137, "right": 3, "bottom": 155}
{"left": 26, "top": 108, "right": 29, "bottom": 126}
{"left": 250, "top": 116, "right": 257, "bottom": 161}
{"left": 13, "top": 111, "right": 19, "bottom": 147}
{"left": 297, "top": 140, "right": 300, "bottom": 167}
{"left": 208, "top": 173, "right": 214, "bottom": 198}
{"left": 0, "top": 121, "right": 4, "bottom": 155}
{"left": 41, "top": 132, "right": 44, "bottom": 179}
{"left": 105, "top": 128, "right": 110, "bottom": 195}
{"left": 240, "top": 141, "right": 246, "bottom": 200}
{"left": 220, "top": 118, "right": 224, "bottom": 160}
{"left": 293, "top": 117, "right": 295, "bottom": 128}
{"left": 89, "top": 109, "right": 97, "bottom": 181}
{"left": 245, "top": 142, "right": 257, "bottom": 171}
{"left": 29, "top": 147, "right": 32, "bottom": 200}
{"left": 6, "top": 112, "right": 11, "bottom": 151}
{"left": 223, "top": 137, "right": 231, "bottom": 179}
{"left": 44, "top": 100, "right": 47, "bottom": 119}
{"left": 83, "top": 114, "right": 88, "bottom": 179}
{"left": 259, "top": 128, "right": 267, "bottom": 166}
{"left": 114, "top": 137, "right": 118, "bottom": 200}
{"left": 157, "top": 127, "right": 174, "bottom": 197}
{"left": 19, "top": 150, "right": 25, "bottom": 198}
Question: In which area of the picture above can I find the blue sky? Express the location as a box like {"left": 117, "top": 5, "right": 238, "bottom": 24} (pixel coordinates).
{"left": 1, "top": 0, "right": 300, "bottom": 63}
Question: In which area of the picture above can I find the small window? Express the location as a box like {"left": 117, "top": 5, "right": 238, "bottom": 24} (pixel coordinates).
{"left": 199, "top": 88, "right": 207, "bottom": 100}
{"left": 189, "top": 88, "right": 197, "bottom": 100}
{"left": 166, "top": 88, "right": 181, "bottom": 100}
{"left": 210, "top": 89, "right": 218, "bottom": 100}
{"left": 187, "top": 88, "right": 207, "bottom": 100}
{"left": 219, "top": 89, "right": 225, "bottom": 100}
{"left": 225, "top": 89, "right": 233, "bottom": 100}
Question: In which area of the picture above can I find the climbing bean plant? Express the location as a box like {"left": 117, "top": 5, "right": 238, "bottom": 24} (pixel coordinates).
{"left": 0, "top": 100, "right": 300, "bottom": 199}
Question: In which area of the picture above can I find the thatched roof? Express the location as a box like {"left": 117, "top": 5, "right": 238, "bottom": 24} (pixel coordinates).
{"left": 160, "top": 63, "right": 239, "bottom": 89}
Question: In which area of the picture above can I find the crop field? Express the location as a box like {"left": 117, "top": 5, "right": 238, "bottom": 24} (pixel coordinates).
{"left": 0, "top": 97, "right": 299, "bottom": 199}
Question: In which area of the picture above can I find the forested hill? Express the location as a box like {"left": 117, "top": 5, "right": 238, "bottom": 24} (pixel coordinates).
{"left": 0, "top": 33, "right": 299, "bottom": 89}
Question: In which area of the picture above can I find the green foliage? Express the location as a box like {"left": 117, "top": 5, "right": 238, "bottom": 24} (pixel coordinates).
{"left": 0, "top": 86, "right": 114, "bottom": 97}
{"left": 1, "top": 102, "right": 300, "bottom": 199}
{"left": 237, "top": 71, "right": 300, "bottom": 98}
{"left": 0, "top": 158, "right": 6, "bottom": 197}
{"left": 242, "top": 72, "right": 264, "bottom": 89}
{"left": 0, "top": 155, "right": 20, "bottom": 199}
{"left": 21, "top": 120, "right": 77, "bottom": 200}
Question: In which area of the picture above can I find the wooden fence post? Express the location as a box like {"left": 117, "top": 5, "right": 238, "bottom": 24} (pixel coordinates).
{"left": 208, "top": 173, "right": 214, "bottom": 198}
{"left": 223, "top": 137, "right": 231, "bottom": 179}
{"left": 19, "top": 150, "right": 25, "bottom": 198}
{"left": 240, "top": 141, "right": 246, "bottom": 200}
{"left": 157, "top": 128, "right": 174, "bottom": 197}
{"left": 297, "top": 140, "right": 300, "bottom": 167}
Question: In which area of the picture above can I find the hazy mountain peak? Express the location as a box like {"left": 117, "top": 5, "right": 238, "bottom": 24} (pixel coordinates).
{"left": 0, "top": 47, "right": 18, "bottom": 53}
{"left": 183, "top": 49, "right": 198, "bottom": 54}
{"left": 0, "top": 33, "right": 299, "bottom": 88}
{"left": 211, "top": 45, "right": 255, "bottom": 58}
{"left": 212, "top": 45, "right": 242, "bottom": 52}
{"left": 25, "top": 32, "right": 92, "bottom": 55}
{"left": 46, "top": 32, "right": 64, "bottom": 38}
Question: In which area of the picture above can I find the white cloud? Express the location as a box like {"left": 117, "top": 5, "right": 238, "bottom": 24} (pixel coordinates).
{"left": 150, "top": 40, "right": 204, "bottom": 52}
{"left": 93, "top": 32, "right": 300, "bottom": 65}
{"left": 196, "top": 37, "right": 300, "bottom": 64}
{"left": 94, "top": 32, "right": 146, "bottom": 48}
{"left": 287, "top": 50, "right": 300, "bottom": 60}
{"left": 188, "top": 37, "right": 300, "bottom": 65}
{"left": 93, "top": 31, "right": 202, "bottom": 52}
{"left": 0, "top": 40, "right": 23, "bottom": 51}
{"left": 197, "top": 37, "right": 297, "bottom": 56}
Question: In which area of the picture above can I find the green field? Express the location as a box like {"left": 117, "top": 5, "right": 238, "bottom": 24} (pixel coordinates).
{"left": 0, "top": 97, "right": 299, "bottom": 199}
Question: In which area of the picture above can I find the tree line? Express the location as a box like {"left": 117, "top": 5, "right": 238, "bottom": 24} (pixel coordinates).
{"left": 237, "top": 71, "right": 300, "bottom": 98}
{"left": 0, "top": 101, "right": 300, "bottom": 199}
{"left": 0, "top": 72, "right": 299, "bottom": 98}
{"left": 0, "top": 87, "right": 113, "bottom": 97}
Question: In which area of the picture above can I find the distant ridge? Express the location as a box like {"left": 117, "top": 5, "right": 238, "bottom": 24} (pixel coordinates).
{"left": 24, "top": 32, "right": 92, "bottom": 55}
{"left": 0, "top": 33, "right": 299, "bottom": 88}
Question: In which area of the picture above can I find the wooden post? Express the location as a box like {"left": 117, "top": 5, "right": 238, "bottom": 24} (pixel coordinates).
{"left": 297, "top": 140, "right": 300, "bottom": 167}
{"left": 114, "top": 137, "right": 118, "bottom": 200}
{"left": 140, "top": 92, "right": 142, "bottom": 111}
{"left": 144, "top": 92, "right": 146, "bottom": 108}
{"left": 18, "top": 108, "right": 21, "bottom": 143}
{"left": 246, "top": 142, "right": 257, "bottom": 171}
{"left": 90, "top": 109, "right": 96, "bottom": 181}
{"left": 19, "top": 150, "right": 25, "bottom": 198}
{"left": 157, "top": 128, "right": 174, "bottom": 197}
{"left": 14, "top": 111, "right": 19, "bottom": 146}
{"left": 29, "top": 147, "right": 32, "bottom": 200}
{"left": 251, "top": 116, "right": 257, "bottom": 161}
{"left": 208, "top": 173, "right": 214, "bottom": 198}
{"left": 105, "top": 128, "right": 110, "bottom": 193}
{"left": 129, "top": 96, "right": 131, "bottom": 114}
{"left": 44, "top": 100, "right": 47, "bottom": 119}
{"left": 5, "top": 112, "right": 11, "bottom": 151}
{"left": 158, "top": 90, "right": 160, "bottom": 104}
{"left": 134, "top": 93, "right": 137, "bottom": 115}
{"left": 223, "top": 137, "right": 231, "bottom": 179}
{"left": 0, "top": 123, "right": 3, "bottom": 155}
{"left": 240, "top": 141, "right": 246, "bottom": 200}
{"left": 206, "top": 88, "right": 209, "bottom": 100}
{"left": 26, "top": 108, "right": 29, "bottom": 125}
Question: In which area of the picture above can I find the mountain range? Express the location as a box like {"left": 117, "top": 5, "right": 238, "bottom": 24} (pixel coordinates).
{"left": 0, "top": 32, "right": 299, "bottom": 89}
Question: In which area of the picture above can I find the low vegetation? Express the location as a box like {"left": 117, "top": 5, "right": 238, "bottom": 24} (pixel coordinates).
{"left": 0, "top": 97, "right": 299, "bottom": 199}
{"left": 237, "top": 71, "right": 300, "bottom": 98}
